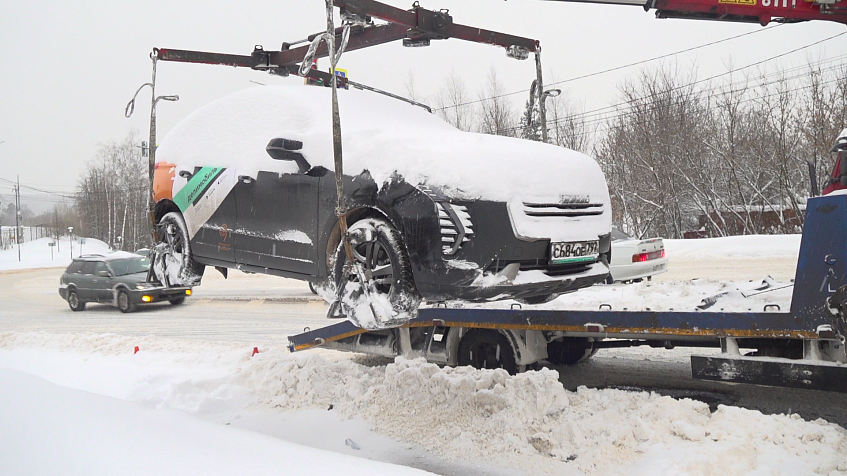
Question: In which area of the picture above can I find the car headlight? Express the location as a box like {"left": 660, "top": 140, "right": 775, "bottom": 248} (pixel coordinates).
{"left": 135, "top": 284, "right": 152, "bottom": 290}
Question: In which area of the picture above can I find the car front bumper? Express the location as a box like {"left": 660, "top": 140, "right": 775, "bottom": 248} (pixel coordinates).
{"left": 124, "top": 286, "right": 192, "bottom": 304}
{"left": 435, "top": 261, "right": 610, "bottom": 302}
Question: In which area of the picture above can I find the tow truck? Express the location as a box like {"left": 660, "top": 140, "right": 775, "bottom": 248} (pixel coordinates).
{"left": 146, "top": 0, "right": 847, "bottom": 392}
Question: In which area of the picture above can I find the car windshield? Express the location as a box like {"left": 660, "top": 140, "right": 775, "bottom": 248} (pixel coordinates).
{"left": 109, "top": 258, "right": 149, "bottom": 276}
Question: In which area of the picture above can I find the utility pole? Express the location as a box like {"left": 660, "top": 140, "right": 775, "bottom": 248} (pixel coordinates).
{"left": 15, "top": 175, "right": 20, "bottom": 262}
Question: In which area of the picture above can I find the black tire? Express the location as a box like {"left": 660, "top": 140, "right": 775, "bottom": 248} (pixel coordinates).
{"left": 67, "top": 290, "right": 85, "bottom": 312}
{"left": 308, "top": 282, "right": 318, "bottom": 295}
{"left": 332, "top": 218, "right": 421, "bottom": 326}
{"left": 155, "top": 212, "right": 204, "bottom": 287}
{"left": 169, "top": 296, "right": 186, "bottom": 306}
{"left": 117, "top": 289, "right": 136, "bottom": 313}
{"left": 457, "top": 330, "right": 518, "bottom": 375}
{"left": 546, "top": 338, "right": 595, "bottom": 365}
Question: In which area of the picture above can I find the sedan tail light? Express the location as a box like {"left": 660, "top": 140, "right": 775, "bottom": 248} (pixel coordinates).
{"left": 633, "top": 249, "right": 665, "bottom": 263}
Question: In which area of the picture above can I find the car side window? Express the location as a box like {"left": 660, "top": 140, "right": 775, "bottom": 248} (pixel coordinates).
{"left": 80, "top": 262, "right": 96, "bottom": 275}
{"left": 66, "top": 261, "right": 83, "bottom": 274}
{"left": 94, "top": 262, "right": 108, "bottom": 276}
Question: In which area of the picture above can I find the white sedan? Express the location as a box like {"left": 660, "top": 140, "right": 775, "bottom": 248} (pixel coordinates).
{"left": 608, "top": 228, "right": 668, "bottom": 283}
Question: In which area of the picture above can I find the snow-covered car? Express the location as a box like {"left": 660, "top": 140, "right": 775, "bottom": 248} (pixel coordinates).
{"left": 149, "top": 84, "right": 612, "bottom": 326}
{"left": 58, "top": 252, "right": 191, "bottom": 313}
{"left": 608, "top": 228, "right": 668, "bottom": 283}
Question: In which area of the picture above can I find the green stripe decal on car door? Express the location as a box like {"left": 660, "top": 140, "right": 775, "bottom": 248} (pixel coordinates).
{"left": 173, "top": 167, "right": 226, "bottom": 212}
{"left": 171, "top": 166, "right": 238, "bottom": 240}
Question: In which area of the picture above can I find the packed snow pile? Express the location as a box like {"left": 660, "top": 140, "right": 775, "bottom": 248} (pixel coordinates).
{"left": 2, "top": 333, "right": 845, "bottom": 475}
{"left": 665, "top": 234, "right": 802, "bottom": 260}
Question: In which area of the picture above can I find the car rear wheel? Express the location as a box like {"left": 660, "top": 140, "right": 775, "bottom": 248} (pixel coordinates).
{"left": 117, "top": 289, "right": 136, "bottom": 313}
{"left": 331, "top": 218, "right": 420, "bottom": 329}
{"left": 154, "top": 212, "right": 204, "bottom": 287}
{"left": 67, "top": 290, "right": 85, "bottom": 312}
{"left": 457, "top": 330, "right": 518, "bottom": 375}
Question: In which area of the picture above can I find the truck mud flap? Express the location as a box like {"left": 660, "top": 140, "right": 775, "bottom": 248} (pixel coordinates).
{"left": 691, "top": 355, "right": 847, "bottom": 393}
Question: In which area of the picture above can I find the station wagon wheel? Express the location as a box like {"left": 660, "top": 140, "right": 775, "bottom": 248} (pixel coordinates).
{"left": 154, "top": 212, "right": 204, "bottom": 287}
{"left": 332, "top": 218, "right": 421, "bottom": 325}
{"left": 67, "top": 290, "right": 85, "bottom": 312}
{"left": 117, "top": 289, "right": 136, "bottom": 313}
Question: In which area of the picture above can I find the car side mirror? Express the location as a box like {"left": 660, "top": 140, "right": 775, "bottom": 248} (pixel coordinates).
{"left": 97, "top": 270, "right": 111, "bottom": 278}
{"left": 266, "top": 138, "right": 311, "bottom": 173}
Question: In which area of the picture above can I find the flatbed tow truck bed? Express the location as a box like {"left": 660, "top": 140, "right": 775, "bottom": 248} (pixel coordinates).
{"left": 289, "top": 195, "right": 847, "bottom": 393}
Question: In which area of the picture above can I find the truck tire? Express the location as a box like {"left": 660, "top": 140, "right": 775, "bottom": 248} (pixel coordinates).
{"left": 546, "top": 337, "right": 595, "bottom": 365}
{"left": 457, "top": 330, "right": 518, "bottom": 375}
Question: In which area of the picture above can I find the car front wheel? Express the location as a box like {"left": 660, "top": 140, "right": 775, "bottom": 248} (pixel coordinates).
{"left": 117, "top": 289, "right": 136, "bottom": 313}
{"left": 68, "top": 290, "right": 85, "bottom": 312}
{"left": 154, "top": 212, "right": 204, "bottom": 287}
{"left": 331, "top": 218, "right": 421, "bottom": 329}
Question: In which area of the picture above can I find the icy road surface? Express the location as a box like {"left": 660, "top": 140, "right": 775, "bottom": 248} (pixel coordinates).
{"left": 2, "top": 234, "right": 847, "bottom": 475}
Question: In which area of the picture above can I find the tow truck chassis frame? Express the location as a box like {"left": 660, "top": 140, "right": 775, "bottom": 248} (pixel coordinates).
{"left": 290, "top": 194, "right": 847, "bottom": 393}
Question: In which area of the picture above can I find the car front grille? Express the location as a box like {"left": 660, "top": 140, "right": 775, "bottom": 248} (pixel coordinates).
{"left": 522, "top": 200, "right": 604, "bottom": 218}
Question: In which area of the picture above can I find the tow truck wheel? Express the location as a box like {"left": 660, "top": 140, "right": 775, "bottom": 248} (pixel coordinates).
{"left": 117, "top": 289, "right": 136, "bottom": 313}
{"left": 546, "top": 338, "right": 595, "bottom": 365}
{"left": 155, "top": 212, "right": 204, "bottom": 287}
{"left": 67, "top": 290, "right": 85, "bottom": 312}
{"left": 457, "top": 330, "right": 518, "bottom": 375}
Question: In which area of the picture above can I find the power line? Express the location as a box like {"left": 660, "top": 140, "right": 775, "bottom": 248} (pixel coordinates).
{"left": 436, "top": 23, "right": 787, "bottom": 112}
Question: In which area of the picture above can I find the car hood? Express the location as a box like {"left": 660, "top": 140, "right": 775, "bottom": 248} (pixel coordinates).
{"left": 113, "top": 272, "right": 149, "bottom": 286}
{"left": 157, "top": 84, "right": 609, "bottom": 207}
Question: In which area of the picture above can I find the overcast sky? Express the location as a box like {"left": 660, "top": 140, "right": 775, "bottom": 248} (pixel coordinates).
{"left": 1, "top": 0, "right": 845, "bottom": 213}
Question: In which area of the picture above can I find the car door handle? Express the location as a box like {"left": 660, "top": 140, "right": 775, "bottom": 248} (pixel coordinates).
{"left": 238, "top": 175, "right": 255, "bottom": 184}
{"left": 179, "top": 170, "right": 193, "bottom": 179}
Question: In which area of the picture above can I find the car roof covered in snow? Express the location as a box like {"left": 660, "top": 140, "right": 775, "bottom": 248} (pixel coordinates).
{"left": 73, "top": 251, "right": 145, "bottom": 262}
{"left": 156, "top": 84, "right": 609, "bottom": 204}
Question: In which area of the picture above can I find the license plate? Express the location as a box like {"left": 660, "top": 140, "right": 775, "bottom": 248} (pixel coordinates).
{"left": 550, "top": 240, "right": 599, "bottom": 264}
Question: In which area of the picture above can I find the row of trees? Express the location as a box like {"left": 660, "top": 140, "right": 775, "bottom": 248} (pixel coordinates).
{"left": 427, "top": 61, "right": 847, "bottom": 238}
{"left": 75, "top": 132, "right": 150, "bottom": 251}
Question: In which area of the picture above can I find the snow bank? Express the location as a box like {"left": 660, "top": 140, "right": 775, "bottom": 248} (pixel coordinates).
{"left": 2, "top": 333, "right": 845, "bottom": 475}
{"left": 0, "top": 236, "right": 111, "bottom": 271}
{"left": 665, "top": 234, "right": 801, "bottom": 260}
{"left": 0, "top": 368, "right": 434, "bottom": 476}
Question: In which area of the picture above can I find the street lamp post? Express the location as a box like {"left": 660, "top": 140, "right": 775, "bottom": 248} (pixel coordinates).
{"left": 68, "top": 226, "right": 73, "bottom": 260}
{"left": 126, "top": 49, "right": 179, "bottom": 243}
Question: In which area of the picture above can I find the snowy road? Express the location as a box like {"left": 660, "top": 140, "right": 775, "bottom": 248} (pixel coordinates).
{"left": 3, "top": 259, "right": 846, "bottom": 432}
{"left": 2, "top": 235, "right": 847, "bottom": 475}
